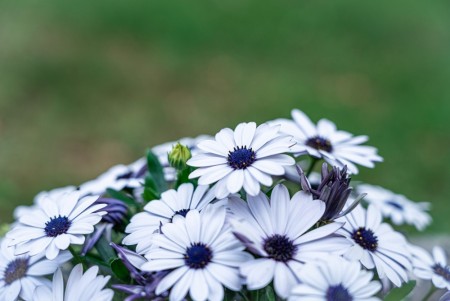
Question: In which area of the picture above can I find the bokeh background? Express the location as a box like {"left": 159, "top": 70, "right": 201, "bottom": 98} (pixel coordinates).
{"left": 0, "top": 1, "right": 449, "bottom": 234}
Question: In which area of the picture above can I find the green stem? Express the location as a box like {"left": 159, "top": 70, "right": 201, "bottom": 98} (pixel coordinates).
{"left": 306, "top": 158, "right": 319, "bottom": 177}
{"left": 423, "top": 286, "right": 438, "bottom": 301}
{"left": 68, "top": 246, "right": 86, "bottom": 269}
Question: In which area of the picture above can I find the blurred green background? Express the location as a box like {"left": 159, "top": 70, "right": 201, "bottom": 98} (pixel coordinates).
{"left": 0, "top": 1, "right": 449, "bottom": 234}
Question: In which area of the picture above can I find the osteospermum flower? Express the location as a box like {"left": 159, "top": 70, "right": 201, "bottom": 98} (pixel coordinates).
{"left": 271, "top": 109, "right": 383, "bottom": 174}
{"left": 289, "top": 256, "right": 381, "bottom": 301}
{"left": 336, "top": 204, "right": 412, "bottom": 286}
{"left": 79, "top": 158, "right": 145, "bottom": 196}
{"left": 140, "top": 206, "right": 252, "bottom": 301}
{"left": 0, "top": 239, "right": 72, "bottom": 301}
{"left": 229, "top": 184, "right": 351, "bottom": 298}
{"left": 187, "top": 122, "right": 295, "bottom": 198}
{"left": 123, "top": 183, "right": 223, "bottom": 254}
{"left": 7, "top": 191, "right": 107, "bottom": 260}
{"left": 410, "top": 245, "right": 450, "bottom": 290}
{"left": 358, "top": 184, "right": 431, "bottom": 231}
{"left": 32, "top": 264, "right": 113, "bottom": 301}
{"left": 152, "top": 135, "right": 212, "bottom": 181}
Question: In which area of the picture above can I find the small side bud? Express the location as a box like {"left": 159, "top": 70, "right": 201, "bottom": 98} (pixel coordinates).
{"left": 168, "top": 143, "right": 192, "bottom": 170}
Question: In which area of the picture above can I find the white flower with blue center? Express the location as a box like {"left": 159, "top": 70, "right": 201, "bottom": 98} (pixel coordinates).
{"left": 289, "top": 255, "right": 381, "bottom": 301}
{"left": 336, "top": 204, "right": 412, "bottom": 287}
{"left": 229, "top": 184, "right": 351, "bottom": 299}
{"left": 123, "top": 183, "right": 224, "bottom": 255}
{"left": 0, "top": 239, "right": 72, "bottom": 301}
{"left": 271, "top": 109, "right": 383, "bottom": 174}
{"left": 6, "top": 191, "right": 107, "bottom": 260}
{"left": 411, "top": 245, "right": 450, "bottom": 290}
{"left": 187, "top": 122, "right": 295, "bottom": 199}
{"left": 358, "top": 184, "right": 431, "bottom": 231}
{"left": 78, "top": 158, "right": 145, "bottom": 196}
{"left": 140, "top": 206, "right": 252, "bottom": 301}
{"left": 32, "top": 264, "right": 113, "bottom": 301}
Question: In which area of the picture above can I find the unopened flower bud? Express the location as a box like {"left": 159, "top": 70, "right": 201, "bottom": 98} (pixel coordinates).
{"left": 168, "top": 143, "right": 192, "bottom": 170}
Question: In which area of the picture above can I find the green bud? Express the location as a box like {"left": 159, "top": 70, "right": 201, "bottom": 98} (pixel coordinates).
{"left": 168, "top": 143, "right": 192, "bottom": 170}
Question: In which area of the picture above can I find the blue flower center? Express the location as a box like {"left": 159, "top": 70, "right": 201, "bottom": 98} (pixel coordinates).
{"left": 174, "top": 209, "right": 190, "bottom": 218}
{"left": 263, "top": 234, "right": 297, "bottom": 262}
{"left": 44, "top": 215, "right": 72, "bottom": 237}
{"left": 326, "top": 284, "right": 353, "bottom": 301}
{"left": 227, "top": 146, "right": 256, "bottom": 170}
{"left": 352, "top": 227, "right": 378, "bottom": 252}
{"left": 386, "top": 200, "right": 403, "bottom": 210}
{"left": 4, "top": 258, "right": 29, "bottom": 285}
{"left": 306, "top": 136, "right": 333, "bottom": 152}
{"left": 184, "top": 243, "right": 212, "bottom": 269}
{"left": 433, "top": 264, "right": 450, "bottom": 282}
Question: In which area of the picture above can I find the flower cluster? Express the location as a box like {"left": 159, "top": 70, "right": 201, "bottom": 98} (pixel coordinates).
{"left": 0, "top": 109, "right": 447, "bottom": 301}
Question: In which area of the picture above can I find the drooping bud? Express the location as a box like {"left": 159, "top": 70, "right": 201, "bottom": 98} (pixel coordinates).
{"left": 298, "top": 163, "right": 363, "bottom": 221}
{"left": 168, "top": 143, "right": 192, "bottom": 170}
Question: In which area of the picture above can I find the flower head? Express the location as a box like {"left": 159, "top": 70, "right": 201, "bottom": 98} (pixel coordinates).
{"left": 79, "top": 158, "right": 145, "bottom": 196}
{"left": 229, "top": 184, "right": 351, "bottom": 298}
{"left": 358, "top": 184, "right": 431, "bottom": 231}
{"left": 140, "top": 206, "right": 252, "bottom": 301}
{"left": 336, "top": 204, "right": 412, "bottom": 286}
{"left": 123, "top": 183, "right": 222, "bottom": 254}
{"left": 299, "top": 163, "right": 362, "bottom": 222}
{"left": 289, "top": 256, "right": 381, "bottom": 301}
{"left": 32, "top": 264, "right": 114, "bottom": 301}
{"left": 0, "top": 239, "right": 72, "bottom": 301}
{"left": 411, "top": 245, "right": 450, "bottom": 290}
{"left": 7, "top": 191, "right": 107, "bottom": 260}
{"left": 271, "top": 109, "right": 383, "bottom": 174}
{"left": 187, "top": 122, "right": 295, "bottom": 198}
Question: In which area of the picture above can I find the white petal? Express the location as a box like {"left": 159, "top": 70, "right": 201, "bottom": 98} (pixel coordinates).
{"left": 190, "top": 270, "right": 209, "bottom": 301}
{"left": 226, "top": 169, "right": 244, "bottom": 194}
{"left": 240, "top": 259, "right": 275, "bottom": 290}
{"left": 292, "top": 109, "right": 317, "bottom": 137}
{"left": 169, "top": 269, "right": 193, "bottom": 301}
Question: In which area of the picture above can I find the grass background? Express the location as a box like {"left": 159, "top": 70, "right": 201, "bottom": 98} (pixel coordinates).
{"left": 0, "top": 0, "right": 449, "bottom": 234}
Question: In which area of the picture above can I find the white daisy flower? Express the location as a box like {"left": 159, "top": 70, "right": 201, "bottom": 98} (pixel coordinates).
{"left": 0, "top": 239, "right": 72, "bottom": 301}
{"left": 358, "top": 184, "right": 431, "bottom": 231}
{"left": 79, "top": 157, "right": 146, "bottom": 196}
{"left": 6, "top": 191, "right": 107, "bottom": 260}
{"left": 289, "top": 256, "right": 381, "bottom": 301}
{"left": 140, "top": 206, "right": 252, "bottom": 301}
{"left": 271, "top": 109, "right": 383, "bottom": 174}
{"left": 410, "top": 245, "right": 450, "bottom": 290}
{"left": 32, "top": 264, "right": 113, "bottom": 301}
{"left": 123, "top": 183, "right": 223, "bottom": 255}
{"left": 152, "top": 135, "right": 212, "bottom": 181}
{"left": 229, "top": 184, "right": 351, "bottom": 299}
{"left": 336, "top": 204, "right": 412, "bottom": 286}
{"left": 187, "top": 122, "right": 295, "bottom": 199}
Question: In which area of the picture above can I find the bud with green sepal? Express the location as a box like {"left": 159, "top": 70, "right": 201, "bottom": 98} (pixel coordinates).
{"left": 168, "top": 142, "right": 192, "bottom": 170}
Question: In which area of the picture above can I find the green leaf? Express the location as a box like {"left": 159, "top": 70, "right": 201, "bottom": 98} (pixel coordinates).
{"left": 106, "top": 188, "right": 135, "bottom": 206}
{"left": 109, "top": 257, "right": 131, "bottom": 282}
{"left": 264, "top": 286, "right": 276, "bottom": 301}
{"left": 146, "top": 149, "right": 167, "bottom": 192}
{"left": 175, "top": 166, "right": 196, "bottom": 188}
{"left": 384, "top": 281, "right": 416, "bottom": 301}
{"left": 95, "top": 236, "right": 117, "bottom": 263}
